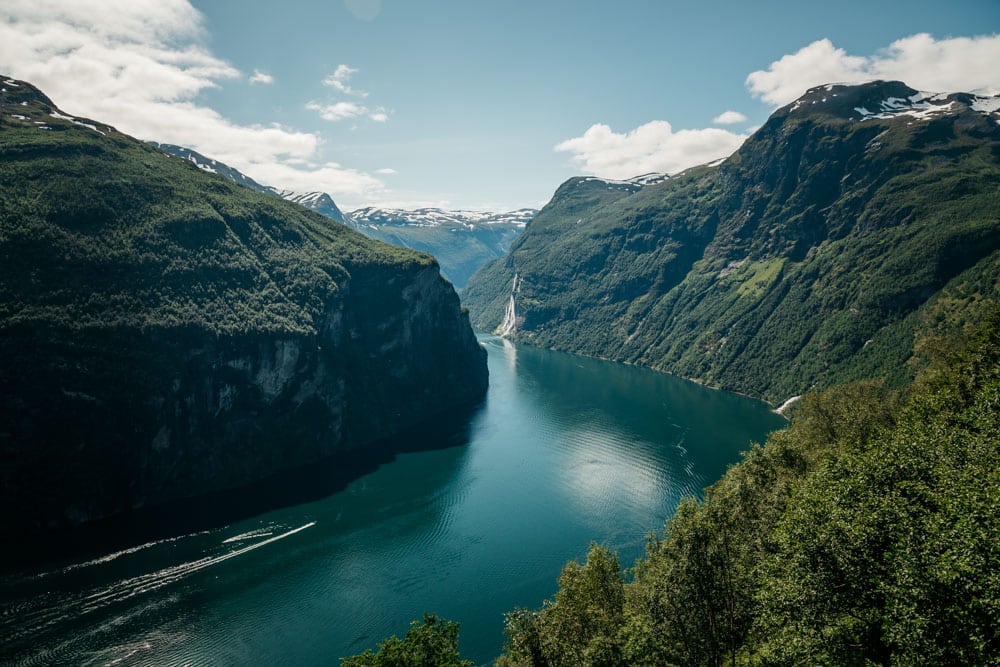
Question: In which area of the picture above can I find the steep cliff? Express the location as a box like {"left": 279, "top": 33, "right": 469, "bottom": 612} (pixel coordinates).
{"left": 464, "top": 81, "right": 1000, "bottom": 404}
{"left": 0, "top": 78, "right": 488, "bottom": 533}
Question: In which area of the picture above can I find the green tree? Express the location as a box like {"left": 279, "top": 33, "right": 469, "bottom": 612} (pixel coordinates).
{"left": 499, "top": 544, "right": 625, "bottom": 667}
{"left": 340, "top": 613, "right": 473, "bottom": 667}
{"left": 753, "top": 311, "right": 1000, "bottom": 665}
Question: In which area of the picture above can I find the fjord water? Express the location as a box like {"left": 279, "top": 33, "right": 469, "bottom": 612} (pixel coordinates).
{"left": 1, "top": 335, "right": 784, "bottom": 666}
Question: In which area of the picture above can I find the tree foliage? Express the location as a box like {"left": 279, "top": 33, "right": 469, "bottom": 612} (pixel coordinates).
{"left": 497, "top": 308, "right": 1000, "bottom": 666}
{"left": 340, "top": 614, "right": 474, "bottom": 667}
{"left": 498, "top": 544, "right": 625, "bottom": 667}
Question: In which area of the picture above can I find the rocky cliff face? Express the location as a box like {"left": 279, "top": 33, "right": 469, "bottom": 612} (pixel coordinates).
{"left": 0, "top": 77, "right": 487, "bottom": 533}
{"left": 464, "top": 81, "right": 1000, "bottom": 404}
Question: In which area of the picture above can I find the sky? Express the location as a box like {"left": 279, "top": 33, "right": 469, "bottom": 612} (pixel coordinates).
{"left": 2, "top": 0, "right": 999, "bottom": 211}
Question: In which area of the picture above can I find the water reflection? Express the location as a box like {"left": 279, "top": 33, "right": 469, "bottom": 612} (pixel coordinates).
{"left": 0, "top": 335, "right": 785, "bottom": 667}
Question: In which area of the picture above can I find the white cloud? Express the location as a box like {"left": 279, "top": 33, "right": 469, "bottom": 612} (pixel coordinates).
{"left": 329, "top": 64, "right": 357, "bottom": 81}
{"left": 375, "top": 168, "right": 397, "bottom": 175}
{"left": 713, "top": 110, "right": 748, "bottom": 125}
{"left": 307, "top": 100, "right": 366, "bottom": 122}
{"left": 246, "top": 161, "right": 384, "bottom": 201}
{"left": 249, "top": 69, "right": 273, "bottom": 84}
{"left": 555, "top": 120, "right": 748, "bottom": 180}
{"left": 305, "top": 100, "right": 388, "bottom": 124}
{"left": 313, "top": 65, "right": 388, "bottom": 124}
{"left": 0, "top": 0, "right": 386, "bottom": 203}
{"left": 747, "top": 33, "right": 1000, "bottom": 107}
{"left": 323, "top": 63, "right": 366, "bottom": 96}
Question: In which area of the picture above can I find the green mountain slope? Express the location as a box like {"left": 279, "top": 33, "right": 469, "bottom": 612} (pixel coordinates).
{"left": 148, "top": 144, "right": 531, "bottom": 290}
{"left": 0, "top": 78, "right": 488, "bottom": 533}
{"left": 464, "top": 81, "right": 1000, "bottom": 404}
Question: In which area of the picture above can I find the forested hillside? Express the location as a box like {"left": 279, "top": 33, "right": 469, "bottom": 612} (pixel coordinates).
{"left": 464, "top": 81, "right": 1000, "bottom": 405}
{"left": 0, "top": 78, "right": 488, "bottom": 534}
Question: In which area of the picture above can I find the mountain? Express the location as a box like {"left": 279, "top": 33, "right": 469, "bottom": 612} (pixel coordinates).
{"left": 149, "top": 143, "right": 531, "bottom": 287}
{"left": 346, "top": 207, "right": 537, "bottom": 288}
{"left": 149, "top": 142, "right": 274, "bottom": 194}
{"left": 151, "top": 142, "right": 347, "bottom": 223}
{"left": 0, "top": 77, "right": 488, "bottom": 534}
{"left": 279, "top": 190, "right": 346, "bottom": 222}
{"left": 463, "top": 80, "right": 1000, "bottom": 405}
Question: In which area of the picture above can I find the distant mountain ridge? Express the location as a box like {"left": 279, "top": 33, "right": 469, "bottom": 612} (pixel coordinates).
{"left": 463, "top": 80, "right": 1000, "bottom": 404}
{"left": 349, "top": 206, "right": 537, "bottom": 229}
{"left": 149, "top": 142, "right": 534, "bottom": 287}
{"left": 346, "top": 207, "right": 537, "bottom": 288}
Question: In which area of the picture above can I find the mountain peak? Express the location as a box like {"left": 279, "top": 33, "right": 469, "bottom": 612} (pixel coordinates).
{"left": 2, "top": 74, "right": 114, "bottom": 135}
{"left": 567, "top": 173, "right": 669, "bottom": 194}
{"left": 278, "top": 191, "right": 345, "bottom": 223}
{"left": 150, "top": 143, "right": 346, "bottom": 223}
{"left": 346, "top": 207, "right": 536, "bottom": 229}
{"left": 782, "top": 80, "right": 1000, "bottom": 125}
{"left": 1, "top": 75, "right": 56, "bottom": 109}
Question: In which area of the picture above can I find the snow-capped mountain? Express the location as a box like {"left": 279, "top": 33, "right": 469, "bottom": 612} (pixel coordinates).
{"left": 786, "top": 80, "right": 1000, "bottom": 123}
{"left": 277, "top": 190, "right": 345, "bottom": 223}
{"left": 572, "top": 172, "right": 671, "bottom": 195}
{"left": 627, "top": 172, "right": 670, "bottom": 186}
{"left": 347, "top": 207, "right": 536, "bottom": 230}
{"left": 344, "top": 207, "right": 537, "bottom": 289}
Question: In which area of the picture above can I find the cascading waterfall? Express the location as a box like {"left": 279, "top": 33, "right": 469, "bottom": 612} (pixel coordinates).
{"left": 496, "top": 273, "right": 521, "bottom": 337}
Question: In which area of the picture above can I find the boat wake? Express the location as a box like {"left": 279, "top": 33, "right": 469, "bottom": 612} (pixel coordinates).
{"left": 0, "top": 522, "right": 316, "bottom": 665}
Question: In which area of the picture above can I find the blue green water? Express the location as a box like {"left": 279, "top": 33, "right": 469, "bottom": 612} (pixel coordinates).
{"left": 0, "top": 335, "right": 785, "bottom": 665}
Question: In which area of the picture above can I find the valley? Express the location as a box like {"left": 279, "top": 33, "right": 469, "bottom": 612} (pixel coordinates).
{"left": 2, "top": 25, "right": 999, "bottom": 664}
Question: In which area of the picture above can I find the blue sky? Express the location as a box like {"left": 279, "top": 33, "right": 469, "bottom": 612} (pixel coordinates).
{"left": 2, "top": 1, "right": 999, "bottom": 210}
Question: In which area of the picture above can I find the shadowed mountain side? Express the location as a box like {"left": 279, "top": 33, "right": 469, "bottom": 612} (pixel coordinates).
{"left": 0, "top": 77, "right": 488, "bottom": 538}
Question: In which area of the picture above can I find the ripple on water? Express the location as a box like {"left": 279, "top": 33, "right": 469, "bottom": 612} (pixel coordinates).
{"left": 1, "top": 337, "right": 784, "bottom": 666}
{"left": 1, "top": 523, "right": 317, "bottom": 666}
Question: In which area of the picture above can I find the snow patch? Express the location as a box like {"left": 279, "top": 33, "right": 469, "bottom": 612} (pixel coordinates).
{"left": 971, "top": 96, "right": 1000, "bottom": 114}
{"left": 857, "top": 96, "right": 957, "bottom": 123}
{"left": 348, "top": 206, "right": 536, "bottom": 229}
{"left": 189, "top": 155, "right": 217, "bottom": 173}
{"left": 50, "top": 111, "right": 106, "bottom": 134}
{"left": 628, "top": 172, "right": 670, "bottom": 185}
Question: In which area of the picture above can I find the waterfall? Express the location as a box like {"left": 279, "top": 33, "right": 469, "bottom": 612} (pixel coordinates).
{"left": 496, "top": 273, "right": 521, "bottom": 337}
